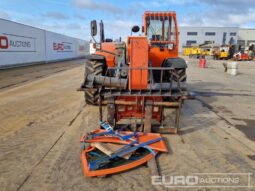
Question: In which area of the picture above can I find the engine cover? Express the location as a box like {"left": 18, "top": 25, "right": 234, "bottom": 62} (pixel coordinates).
{"left": 128, "top": 36, "right": 148, "bottom": 90}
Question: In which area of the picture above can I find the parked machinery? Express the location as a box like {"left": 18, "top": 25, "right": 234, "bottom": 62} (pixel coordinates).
{"left": 213, "top": 46, "right": 229, "bottom": 60}
{"left": 183, "top": 46, "right": 202, "bottom": 58}
{"left": 248, "top": 44, "right": 255, "bottom": 60}
{"left": 183, "top": 42, "right": 214, "bottom": 58}
{"left": 233, "top": 52, "right": 249, "bottom": 61}
{"left": 79, "top": 11, "right": 189, "bottom": 133}
{"left": 233, "top": 45, "right": 254, "bottom": 61}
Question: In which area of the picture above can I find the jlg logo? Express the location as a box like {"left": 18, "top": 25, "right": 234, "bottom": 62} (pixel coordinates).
{"left": 0, "top": 36, "right": 9, "bottom": 49}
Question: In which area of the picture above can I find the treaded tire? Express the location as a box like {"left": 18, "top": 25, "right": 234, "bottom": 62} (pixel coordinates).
{"left": 84, "top": 60, "right": 104, "bottom": 105}
{"left": 173, "top": 68, "right": 187, "bottom": 82}
{"left": 162, "top": 58, "right": 187, "bottom": 83}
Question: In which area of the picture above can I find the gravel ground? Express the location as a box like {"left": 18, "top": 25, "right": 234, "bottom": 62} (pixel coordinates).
{"left": 0, "top": 58, "right": 254, "bottom": 191}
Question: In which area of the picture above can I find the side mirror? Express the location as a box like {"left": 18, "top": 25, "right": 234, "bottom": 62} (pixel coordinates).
{"left": 142, "top": 26, "right": 144, "bottom": 33}
{"left": 90, "top": 20, "right": 97, "bottom": 36}
{"left": 131, "top": 25, "right": 140, "bottom": 33}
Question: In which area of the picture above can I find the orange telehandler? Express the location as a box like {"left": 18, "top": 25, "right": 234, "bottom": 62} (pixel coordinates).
{"left": 79, "top": 11, "right": 189, "bottom": 133}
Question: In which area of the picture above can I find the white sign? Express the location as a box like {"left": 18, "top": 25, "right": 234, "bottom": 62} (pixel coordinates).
{"left": 0, "top": 33, "right": 36, "bottom": 52}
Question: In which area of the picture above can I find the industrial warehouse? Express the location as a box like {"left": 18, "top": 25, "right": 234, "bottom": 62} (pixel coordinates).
{"left": 179, "top": 26, "right": 255, "bottom": 49}
{"left": 0, "top": 1, "right": 255, "bottom": 191}
{"left": 179, "top": 26, "right": 255, "bottom": 60}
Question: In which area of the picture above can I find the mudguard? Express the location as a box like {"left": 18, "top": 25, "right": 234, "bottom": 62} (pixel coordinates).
{"left": 86, "top": 54, "right": 105, "bottom": 61}
{"left": 163, "top": 57, "right": 187, "bottom": 68}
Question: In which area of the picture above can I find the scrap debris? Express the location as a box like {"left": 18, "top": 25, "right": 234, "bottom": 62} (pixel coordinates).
{"left": 80, "top": 121, "right": 167, "bottom": 177}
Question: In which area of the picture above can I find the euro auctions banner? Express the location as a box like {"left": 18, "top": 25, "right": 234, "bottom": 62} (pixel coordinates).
{"left": 53, "top": 41, "right": 73, "bottom": 52}
{"left": 0, "top": 33, "right": 36, "bottom": 52}
{"left": 45, "top": 31, "right": 76, "bottom": 61}
{"left": 0, "top": 18, "right": 88, "bottom": 68}
{"left": 0, "top": 19, "right": 45, "bottom": 67}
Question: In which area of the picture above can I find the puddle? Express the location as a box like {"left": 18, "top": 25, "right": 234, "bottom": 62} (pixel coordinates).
{"left": 232, "top": 118, "right": 255, "bottom": 142}
{"left": 247, "top": 155, "right": 255, "bottom": 161}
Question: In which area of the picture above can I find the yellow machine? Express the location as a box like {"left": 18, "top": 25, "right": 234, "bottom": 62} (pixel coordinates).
{"left": 183, "top": 48, "right": 190, "bottom": 56}
{"left": 214, "top": 46, "right": 229, "bottom": 60}
{"left": 201, "top": 49, "right": 210, "bottom": 56}
{"left": 183, "top": 46, "right": 202, "bottom": 57}
{"left": 183, "top": 42, "right": 213, "bottom": 57}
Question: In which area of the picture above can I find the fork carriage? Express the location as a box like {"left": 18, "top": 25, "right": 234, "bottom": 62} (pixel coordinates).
{"left": 80, "top": 66, "right": 189, "bottom": 133}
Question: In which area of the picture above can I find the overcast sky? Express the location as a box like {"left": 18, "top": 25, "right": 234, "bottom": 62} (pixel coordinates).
{"left": 0, "top": 0, "right": 255, "bottom": 40}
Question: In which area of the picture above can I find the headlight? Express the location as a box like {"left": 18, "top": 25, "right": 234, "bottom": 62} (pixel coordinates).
{"left": 168, "top": 43, "right": 174, "bottom": 50}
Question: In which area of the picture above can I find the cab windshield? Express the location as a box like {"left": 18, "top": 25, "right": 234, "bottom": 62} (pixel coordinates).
{"left": 146, "top": 16, "right": 176, "bottom": 43}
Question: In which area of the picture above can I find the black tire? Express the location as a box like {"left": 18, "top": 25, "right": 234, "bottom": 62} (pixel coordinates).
{"left": 84, "top": 60, "right": 104, "bottom": 105}
{"left": 160, "top": 58, "right": 187, "bottom": 83}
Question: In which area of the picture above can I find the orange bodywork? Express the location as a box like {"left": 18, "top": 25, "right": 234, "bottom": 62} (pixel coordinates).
{"left": 149, "top": 45, "right": 178, "bottom": 67}
{"left": 128, "top": 36, "right": 148, "bottom": 90}
{"left": 94, "top": 12, "right": 179, "bottom": 69}
{"left": 94, "top": 42, "right": 116, "bottom": 67}
{"left": 144, "top": 11, "right": 179, "bottom": 67}
{"left": 81, "top": 146, "right": 157, "bottom": 177}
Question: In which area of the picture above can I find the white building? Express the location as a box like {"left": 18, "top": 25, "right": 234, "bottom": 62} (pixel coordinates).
{"left": 238, "top": 28, "right": 255, "bottom": 46}
{"left": 178, "top": 26, "right": 239, "bottom": 52}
